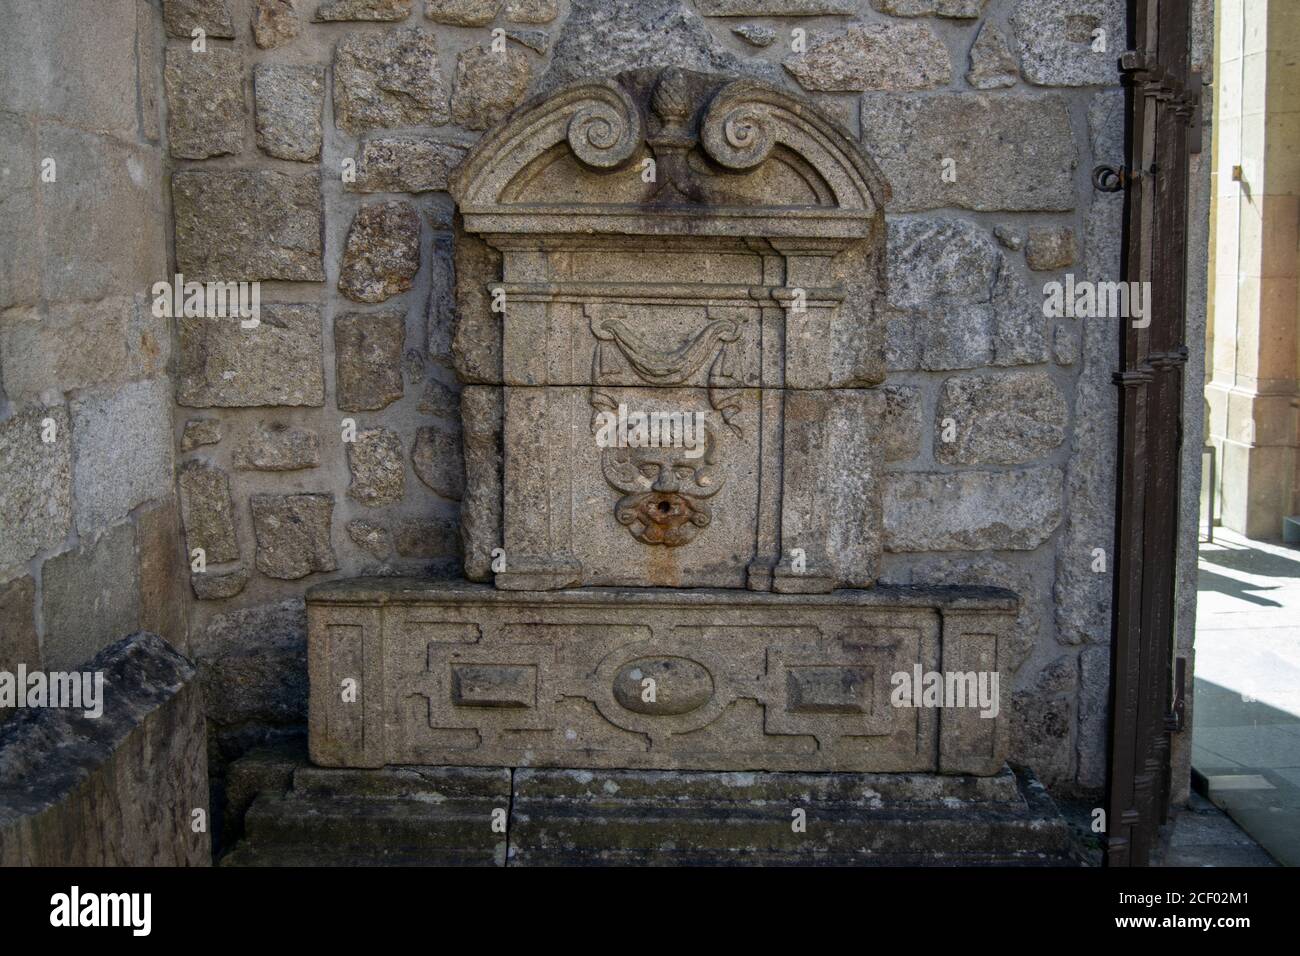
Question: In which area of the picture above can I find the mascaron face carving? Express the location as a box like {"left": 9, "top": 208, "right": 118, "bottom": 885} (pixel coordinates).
{"left": 602, "top": 429, "right": 724, "bottom": 547}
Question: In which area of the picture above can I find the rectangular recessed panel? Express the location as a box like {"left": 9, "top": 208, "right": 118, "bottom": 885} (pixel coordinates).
{"left": 451, "top": 664, "right": 538, "bottom": 709}
{"left": 785, "top": 666, "right": 873, "bottom": 715}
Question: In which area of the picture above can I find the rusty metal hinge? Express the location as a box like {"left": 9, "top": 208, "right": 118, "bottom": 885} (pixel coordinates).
{"left": 1166, "top": 657, "right": 1187, "bottom": 732}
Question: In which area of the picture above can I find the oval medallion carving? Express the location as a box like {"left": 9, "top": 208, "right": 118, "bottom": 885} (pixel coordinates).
{"left": 612, "top": 657, "right": 714, "bottom": 716}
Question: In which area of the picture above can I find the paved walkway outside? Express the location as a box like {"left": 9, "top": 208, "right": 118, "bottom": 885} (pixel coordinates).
{"left": 1193, "top": 527, "right": 1300, "bottom": 865}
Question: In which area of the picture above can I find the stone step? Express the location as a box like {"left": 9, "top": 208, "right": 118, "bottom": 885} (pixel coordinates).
{"left": 507, "top": 766, "right": 1078, "bottom": 865}
{"left": 291, "top": 765, "right": 510, "bottom": 801}
{"left": 221, "top": 842, "right": 500, "bottom": 868}
{"left": 241, "top": 793, "right": 506, "bottom": 861}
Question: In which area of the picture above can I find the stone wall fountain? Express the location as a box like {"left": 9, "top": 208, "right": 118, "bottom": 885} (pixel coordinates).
{"left": 305, "top": 68, "right": 1024, "bottom": 779}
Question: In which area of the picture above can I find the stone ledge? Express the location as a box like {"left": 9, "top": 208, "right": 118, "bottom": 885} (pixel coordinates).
{"left": 0, "top": 632, "right": 209, "bottom": 866}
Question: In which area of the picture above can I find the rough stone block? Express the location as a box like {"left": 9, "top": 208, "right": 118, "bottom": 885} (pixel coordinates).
{"left": 347, "top": 429, "right": 406, "bottom": 507}
{"left": 0, "top": 113, "right": 37, "bottom": 310}
{"left": 393, "top": 515, "right": 460, "bottom": 558}
{"left": 254, "top": 64, "right": 325, "bottom": 162}
{"left": 0, "top": 632, "right": 210, "bottom": 866}
{"left": 179, "top": 460, "right": 240, "bottom": 564}
{"left": 338, "top": 202, "right": 421, "bottom": 303}
{"left": 0, "top": 407, "right": 72, "bottom": 572}
{"left": 882, "top": 384, "right": 922, "bottom": 462}
{"left": 251, "top": 494, "right": 338, "bottom": 580}
{"left": 697, "top": 0, "right": 855, "bottom": 12}
{"left": 70, "top": 379, "right": 173, "bottom": 537}
{"left": 333, "top": 29, "right": 450, "bottom": 134}
{"left": 935, "top": 371, "right": 1068, "bottom": 466}
{"left": 181, "top": 418, "right": 224, "bottom": 451}
{"left": 451, "top": 45, "right": 532, "bottom": 131}
{"left": 1011, "top": 0, "right": 1126, "bottom": 87}
{"left": 424, "top": 0, "right": 500, "bottom": 25}
{"left": 192, "top": 566, "right": 250, "bottom": 600}
{"left": 966, "top": 22, "right": 1018, "bottom": 89}
{"left": 347, "top": 520, "right": 392, "bottom": 559}
{"left": 860, "top": 93, "right": 1077, "bottom": 212}
{"left": 884, "top": 468, "right": 1064, "bottom": 552}
{"left": 164, "top": 0, "right": 235, "bottom": 37}
{"left": 349, "top": 137, "right": 467, "bottom": 193}
{"left": 172, "top": 169, "right": 325, "bottom": 282}
{"left": 315, "top": 0, "right": 413, "bottom": 19}
{"left": 0, "top": 298, "right": 130, "bottom": 405}
{"left": 784, "top": 22, "right": 951, "bottom": 92}
{"left": 334, "top": 311, "right": 406, "bottom": 411}
{"left": 871, "top": 0, "right": 984, "bottom": 15}
{"left": 412, "top": 423, "right": 465, "bottom": 500}
{"left": 1025, "top": 227, "right": 1077, "bottom": 271}
{"left": 253, "top": 0, "right": 302, "bottom": 48}
{"left": 504, "top": 0, "right": 557, "bottom": 22}
{"left": 234, "top": 422, "right": 321, "bottom": 471}
{"left": 178, "top": 305, "right": 325, "bottom": 407}
{"left": 541, "top": 0, "right": 779, "bottom": 89}
{"left": 41, "top": 521, "right": 141, "bottom": 671}
{"left": 165, "top": 47, "right": 245, "bottom": 160}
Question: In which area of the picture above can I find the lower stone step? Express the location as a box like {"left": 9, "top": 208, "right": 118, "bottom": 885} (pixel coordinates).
{"left": 508, "top": 766, "right": 1079, "bottom": 866}
{"left": 219, "top": 751, "right": 1081, "bottom": 866}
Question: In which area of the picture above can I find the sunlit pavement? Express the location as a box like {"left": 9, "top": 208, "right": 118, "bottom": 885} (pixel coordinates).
{"left": 1191, "top": 528, "right": 1300, "bottom": 866}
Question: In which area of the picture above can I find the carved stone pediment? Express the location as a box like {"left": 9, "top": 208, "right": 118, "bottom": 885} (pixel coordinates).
{"left": 449, "top": 68, "right": 890, "bottom": 240}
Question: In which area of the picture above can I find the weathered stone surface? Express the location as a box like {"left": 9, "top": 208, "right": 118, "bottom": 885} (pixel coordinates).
{"left": 71, "top": 379, "right": 173, "bottom": 537}
{"left": 1025, "top": 227, "right": 1076, "bottom": 271}
{"left": 315, "top": 0, "right": 412, "bottom": 20}
{"left": 870, "top": 0, "right": 984, "bottom": 16}
{"left": 460, "top": 385, "right": 502, "bottom": 580}
{"left": 994, "top": 225, "right": 1024, "bottom": 251}
{"left": 0, "top": 113, "right": 36, "bottom": 309}
{"left": 0, "top": 632, "right": 209, "bottom": 866}
{"left": 425, "top": 0, "right": 499, "bottom": 25}
{"left": 308, "top": 580, "right": 1017, "bottom": 772}
{"left": 698, "top": 0, "right": 855, "bottom": 12}
{"left": 136, "top": 498, "right": 188, "bottom": 652}
{"left": 255, "top": 64, "right": 325, "bottom": 162}
{"left": 349, "top": 137, "right": 468, "bottom": 193}
{"left": 41, "top": 522, "right": 140, "bottom": 671}
{"left": 1010, "top": 661, "right": 1075, "bottom": 786}
{"left": 884, "top": 468, "right": 1064, "bottom": 552}
{"left": 181, "top": 418, "right": 223, "bottom": 451}
{"left": 0, "top": 407, "right": 72, "bottom": 572}
{"left": 251, "top": 494, "right": 337, "bottom": 579}
{"left": 412, "top": 424, "right": 465, "bottom": 500}
{"left": 253, "top": 0, "right": 301, "bottom": 49}
{"left": 785, "top": 22, "right": 950, "bottom": 92}
{"left": 192, "top": 566, "right": 250, "bottom": 600}
{"left": 881, "top": 384, "right": 921, "bottom": 462}
{"left": 732, "top": 24, "right": 776, "bottom": 47}
{"left": 0, "top": 296, "right": 134, "bottom": 391}
{"left": 451, "top": 46, "right": 532, "bottom": 131}
{"left": 164, "top": 47, "right": 244, "bottom": 160}
{"left": 504, "top": 0, "right": 557, "bottom": 23}
{"left": 1011, "top": 0, "right": 1125, "bottom": 87}
{"left": 1077, "top": 645, "right": 1109, "bottom": 785}
{"left": 935, "top": 371, "right": 1067, "bottom": 466}
{"left": 347, "top": 520, "right": 392, "bottom": 559}
{"left": 990, "top": 267, "right": 1049, "bottom": 368}
{"left": 234, "top": 422, "right": 321, "bottom": 471}
{"left": 860, "top": 94, "right": 1077, "bottom": 212}
{"left": 347, "top": 429, "right": 406, "bottom": 506}
{"left": 393, "top": 516, "right": 460, "bottom": 557}
{"left": 900, "top": 556, "right": 1036, "bottom": 672}
{"left": 339, "top": 202, "right": 421, "bottom": 303}
{"left": 172, "top": 170, "right": 325, "bottom": 282}
{"left": 1053, "top": 323, "right": 1079, "bottom": 366}
{"left": 505, "top": 29, "right": 550, "bottom": 54}
{"left": 179, "top": 460, "right": 240, "bottom": 564}
{"left": 335, "top": 311, "right": 406, "bottom": 411}
{"left": 0, "top": 577, "right": 38, "bottom": 726}
{"left": 966, "top": 22, "right": 1018, "bottom": 89}
{"left": 178, "top": 306, "right": 325, "bottom": 407}
{"left": 193, "top": 599, "right": 307, "bottom": 729}
{"left": 542, "top": 0, "right": 778, "bottom": 89}
{"left": 333, "top": 29, "right": 450, "bottom": 134}
{"left": 164, "top": 0, "right": 235, "bottom": 38}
